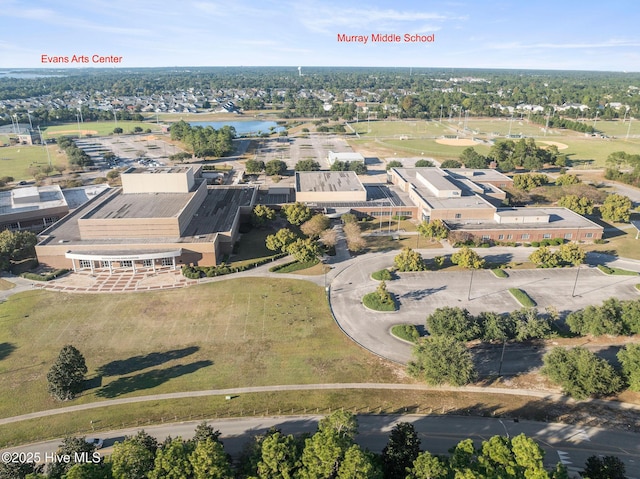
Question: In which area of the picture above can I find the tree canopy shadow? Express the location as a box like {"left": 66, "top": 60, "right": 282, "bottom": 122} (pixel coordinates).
{"left": 470, "top": 341, "right": 546, "bottom": 377}
{"left": 0, "top": 342, "right": 16, "bottom": 361}
{"left": 96, "top": 346, "right": 199, "bottom": 377}
{"left": 399, "top": 286, "right": 447, "bottom": 301}
{"left": 96, "top": 360, "right": 212, "bottom": 398}
{"left": 482, "top": 253, "right": 514, "bottom": 267}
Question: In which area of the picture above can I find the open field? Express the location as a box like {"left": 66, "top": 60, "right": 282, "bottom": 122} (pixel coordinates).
{"left": 43, "top": 121, "right": 162, "bottom": 138}
{"left": 0, "top": 278, "right": 399, "bottom": 421}
{"left": 0, "top": 144, "right": 67, "bottom": 180}
{"left": 369, "top": 138, "right": 492, "bottom": 159}
{"left": 592, "top": 119, "right": 640, "bottom": 138}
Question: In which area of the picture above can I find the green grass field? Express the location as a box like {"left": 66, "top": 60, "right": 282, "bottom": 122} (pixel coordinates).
{"left": 0, "top": 278, "right": 399, "bottom": 421}
{"left": 0, "top": 144, "right": 68, "bottom": 180}
{"left": 42, "top": 121, "right": 162, "bottom": 137}
{"left": 349, "top": 118, "right": 640, "bottom": 166}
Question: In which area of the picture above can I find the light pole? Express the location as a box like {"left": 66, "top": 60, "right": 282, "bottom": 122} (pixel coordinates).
{"left": 497, "top": 337, "right": 507, "bottom": 376}
{"left": 467, "top": 268, "right": 474, "bottom": 300}
{"left": 571, "top": 263, "right": 582, "bottom": 297}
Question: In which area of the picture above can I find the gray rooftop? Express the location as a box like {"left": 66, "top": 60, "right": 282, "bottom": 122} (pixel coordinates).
{"left": 448, "top": 207, "right": 604, "bottom": 231}
{"left": 296, "top": 171, "right": 366, "bottom": 194}
{"left": 83, "top": 189, "right": 194, "bottom": 220}
{"left": 0, "top": 185, "right": 68, "bottom": 216}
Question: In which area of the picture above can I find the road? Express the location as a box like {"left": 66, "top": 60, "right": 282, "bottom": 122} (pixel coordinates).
{"left": 2, "top": 415, "right": 639, "bottom": 477}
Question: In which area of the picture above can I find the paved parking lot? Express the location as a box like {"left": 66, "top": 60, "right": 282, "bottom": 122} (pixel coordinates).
{"left": 329, "top": 250, "right": 640, "bottom": 364}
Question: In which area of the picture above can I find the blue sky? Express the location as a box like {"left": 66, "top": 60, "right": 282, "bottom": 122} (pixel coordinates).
{"left": 2, "top": 0, "right": 640, "bottom": 71}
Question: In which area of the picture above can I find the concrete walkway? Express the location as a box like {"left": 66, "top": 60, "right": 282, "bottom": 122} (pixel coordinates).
{"left": 2, "top": 381, "right": 639, "bottom": 427}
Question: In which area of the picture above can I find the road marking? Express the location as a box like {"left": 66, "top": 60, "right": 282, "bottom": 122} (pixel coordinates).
{"left": 557, "top": 450, "right": 572, "bottom": 465}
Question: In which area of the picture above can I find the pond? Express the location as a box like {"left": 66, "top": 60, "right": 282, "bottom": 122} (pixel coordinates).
{"left": 189, "top": 120, "right": 284, "bottom": 135}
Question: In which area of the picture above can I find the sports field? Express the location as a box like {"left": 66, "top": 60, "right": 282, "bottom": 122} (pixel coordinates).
{"left": 0, "top": 144, "right": 67, "bottom": 180}
{"left": 348, "top": 118, "right": 640, "bottom": 166}
{"left": 43, "top": 121, "right": 162, "bottom": 137}
{"left": 0, "top": 278, "right": 399, "bottom": 421}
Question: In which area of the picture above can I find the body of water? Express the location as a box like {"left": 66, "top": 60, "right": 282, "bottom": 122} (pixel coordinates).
{"left": 189, "top": 120, "right": 284, "bottom": 135}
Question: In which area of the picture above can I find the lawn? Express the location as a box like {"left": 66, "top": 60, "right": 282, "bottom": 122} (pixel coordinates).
{"left": 42, "top": 121, "right": 162, "bottom": 138}
{"left": 0, "top": 278, "right": 400, "bottom": 422}
{"left": 583, "top": 227, "right": 640, "bottom": 260}
{"left": 0, "top": 144, "right": 68, "bottom": 180}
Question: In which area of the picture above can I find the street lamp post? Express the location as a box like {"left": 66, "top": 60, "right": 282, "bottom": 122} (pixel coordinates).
{"left": 467, "top": 268, "right": 474, "bottom": 301}
{"left": 571, "top": 263, "right": 581, "bottom": 297}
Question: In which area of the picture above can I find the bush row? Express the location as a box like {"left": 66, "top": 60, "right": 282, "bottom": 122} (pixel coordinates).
{"left": 21, "top": 269, "right": 70, "bottom": 281}
{"left": 182, "top": 254, "right": 286, "bottom": 279}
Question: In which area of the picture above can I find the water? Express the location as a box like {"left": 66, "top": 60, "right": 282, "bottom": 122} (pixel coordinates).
{"left": 0, "top": 71, "right": 66, "bottom": 79}
{"left": 189, "top": 120, "right": 284, "bottom": 135}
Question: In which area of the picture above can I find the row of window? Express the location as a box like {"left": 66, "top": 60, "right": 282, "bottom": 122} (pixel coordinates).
{"left": 78, "top": 258, "right": 174, "bottom": 269}
{"left": 486, "top": 232, "right": 594, "bottom": 241}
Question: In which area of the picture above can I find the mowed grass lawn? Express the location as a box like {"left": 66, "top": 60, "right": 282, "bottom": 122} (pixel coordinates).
{"left": 0, "top": 278, "right": 398, "bottom": 420}
{"left": 0, "top": 144, "right": 68, "bottom": 180}
{"left": 43, "top": 121, "right": 162, "bottom": 137}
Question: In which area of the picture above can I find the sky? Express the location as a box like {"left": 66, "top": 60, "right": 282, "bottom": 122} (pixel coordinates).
{"left": 2, "top": 0, "right": 640, "bottom": 71}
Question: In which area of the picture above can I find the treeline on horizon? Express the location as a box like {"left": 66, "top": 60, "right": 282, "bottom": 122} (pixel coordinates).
{"left": 2, "top": 66, "right": 640, "bottom": 126}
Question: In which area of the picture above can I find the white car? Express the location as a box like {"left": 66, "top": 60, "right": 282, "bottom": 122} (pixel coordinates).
{"left": 85, "top": 438, "right": 104, "bottom": 449}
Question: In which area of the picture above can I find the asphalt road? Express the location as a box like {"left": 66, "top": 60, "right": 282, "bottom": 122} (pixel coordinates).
{"left": 2, "top": 415, "right": 639, "bottom": 477}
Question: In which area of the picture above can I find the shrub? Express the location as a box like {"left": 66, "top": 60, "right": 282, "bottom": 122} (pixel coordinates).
{"left": 21, "top": 269, "right": 69, "bottom": 281}
{"left": 372, "top": 269, "right": 393, "bottom": 281}
{"left": 492, "top": 268, "right": 508, "bottom": 278}
{"left": 362, "top": 281, "right": 397, "bottom": 312}
{"left": 509, "top": 288, "right": 536, "bottom": 307}
{"left": 391, "top": 324, "right": 420, "bottom": 342}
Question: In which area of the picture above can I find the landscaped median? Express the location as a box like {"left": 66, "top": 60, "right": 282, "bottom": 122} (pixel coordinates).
{"left": 362, "top": 281, "right": 398, "bottom": 312}
{"left": 508, "top": 288, "right": 537, "bottom": 307}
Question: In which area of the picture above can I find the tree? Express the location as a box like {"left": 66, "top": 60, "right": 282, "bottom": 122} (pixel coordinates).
{"left": 600, "top": 193, "right": 632, "bottom": 223}
{"left": 265, "top": 159, "right": 287, "bottom": 176}
{"left": 63, "top": 463, "right": 111, "bottom": 479}
{"left": 408, "top": 336, "right": 477, "bottom": 386}
{"left": 558, "top": 242, "right": 585, "bottom": 266}
{"left": 541, "top": 347, "right": 623, "bottom": 399}
{"left": 46, "top": 436, "right": 97, "bottom": 479}
{"left": 113, "top": 127, "right": 123, "bottom": 134}
{"left": 386, "top": 160, "right": 403, "bottom": 170}
{"left": 415, "top": 159, "right": 434, "bottom": 167}
{"left": 580, "top": 455, "right": 626, "bottom": 479}
{"left": 529, "top": 246, "right": 560, "bottom": 268}
{"left": 299, "top": 411, "right": 358, "bottom": 479}
{"left": 266, "top": 228, "right": 298, "bottom": 253}
{"left": 427, "top": 307, "right": 480, "bottom": 341}
{"left": 148, "top": 438, "right": 193, "bottom": 479}
{"left": 256, "top": 430, "right": 301, "bottom": 479}
{"left": 337, "top": 445, "right": 382, "bottom": 479}
{"left": 382, "top": 422, "right": 422, "bottom": 479}
{"left": 451, "top": 246, "right": 485, "bottom": 269}
{"left": 555, "top": 174, "right": 580, "bottom": 186}
{"left": 343, "top": 222, "right": 366, "bottom": 252}
{"left": 110, "top": 432, "right": 157, "bottom": 479}
{"left": 295, "top": 159, "right": 321, "bottom": 171}
{"left": 459, "top": 147, "right": 488, "bottom": 169}
{"left": 245, "top": 159, "right": 265, "bottom": 173}
{"left": 618, "top": 344, "right": 640, "bottom": 391}
{"left": 47, "top": 345, "right": 88, "bottom": 400}
{"left": 557, "top": 195, "right": 594, "bottom": 215}
{"left": 319, "top": 228, "right": 338, "bottom": 248}
{"left": 417, "top": 219, "right": 448, "bottom": 240}
{"left": 190, "top": 438, "right": 232, "bottom": 479}
{"left": 282, "top": 202, "right": 312, "bottom": 225}
{"left": 301, "top": 214, "right": 330, "bottom": 237}
{"left": 394, "top": 247, "right": 426, "bottom": 272}
{"left": 252, "top": 204, "right": 276, "bottom": 227}
{"left": 286, "top": 238, "right": 321, "bottom": 263}
{"left": 0, "top": 229, "right": 37, "bottom": 271}
{"left": 191, "top": 421, "right": 222, "bottom": 445}
{"left": 440, "top": 159, "right": 462, "bottom": 168}
{"left": 511, "top": 308, "right": 552, "bottom": 341}
{"left": 133, "top": 126, "right": 143, "bottom": 133}
{"left": 512, "top": 173, "right": 549, "bottom": 190}
{"left": 408, "top": 451, "right": 449, "bottom": 479}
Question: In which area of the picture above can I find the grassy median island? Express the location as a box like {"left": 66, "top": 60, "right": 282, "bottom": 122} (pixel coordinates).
{"left": 362, "top": 281, "right": 398, "bottom": 312}
{"left": 0, "top": 278, "right": 400, "bottom": 423}
{"left": 509, "top": 288, "right": 537, "bottom": 308}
